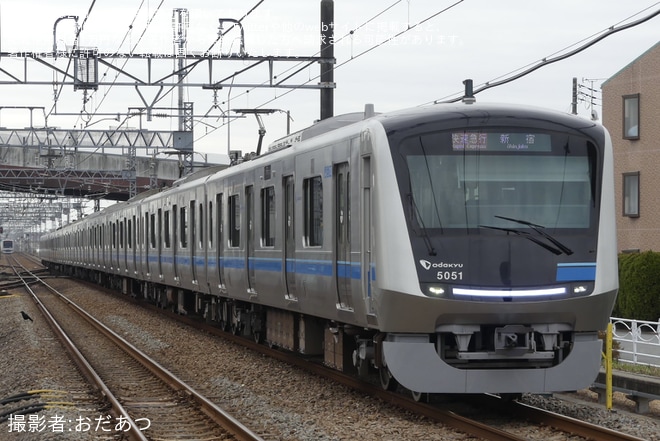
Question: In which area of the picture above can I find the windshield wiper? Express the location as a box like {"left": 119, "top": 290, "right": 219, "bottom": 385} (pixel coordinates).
{"left": 479, "top": 225, "right": 564, "bottom": 255}
{"left": 407, "top": 193, "right": 437, "bottom": 256}
{"left": 494, "top": 215, "right": 574, "bottom": 255}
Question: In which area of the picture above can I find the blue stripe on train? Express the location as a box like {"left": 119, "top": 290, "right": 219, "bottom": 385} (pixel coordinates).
{"left": 556, "top": 262, "right": 596, "bottom": 281}
{"left": 131, "top": 255, "right": 365, "bottom": 280}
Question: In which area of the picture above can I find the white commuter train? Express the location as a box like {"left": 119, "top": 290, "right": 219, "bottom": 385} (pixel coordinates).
{"left": 2, "top": 239, "right": 14, "bottom": 254}
{"left": 40, "top": 101, "right": 618, "bottom": 396}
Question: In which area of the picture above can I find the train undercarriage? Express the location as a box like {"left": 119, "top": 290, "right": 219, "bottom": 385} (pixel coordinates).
{"left": 47, "top": 262, "right": 591, "bottom": 399}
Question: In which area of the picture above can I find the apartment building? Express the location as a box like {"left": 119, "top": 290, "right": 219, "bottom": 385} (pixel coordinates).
{"left": 601, "top": 41, "right": 660, "bottom": 252}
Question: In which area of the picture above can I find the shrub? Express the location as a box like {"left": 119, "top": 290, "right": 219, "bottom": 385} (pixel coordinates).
{"left": 614, "top": 251, "right": 660, "bottom": 321}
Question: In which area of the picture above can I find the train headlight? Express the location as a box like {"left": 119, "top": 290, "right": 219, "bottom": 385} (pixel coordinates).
{"left": 429, "top": 286, "right": 445, "bottom": 296}
{"left": 571, "top": 282, "right": 593, "bottom": 296}
{"left": 424, "top": 284, "right": 449, "bottom": 298}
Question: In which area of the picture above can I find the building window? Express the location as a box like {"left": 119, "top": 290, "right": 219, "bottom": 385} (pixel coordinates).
{"left": 623, "top": 172, "right": 640, "bottom": 217}
{"left": 623, "top": 94, "right": 639, "bottom": 139}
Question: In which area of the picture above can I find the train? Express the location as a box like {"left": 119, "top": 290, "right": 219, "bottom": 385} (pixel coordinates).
{"left": 40, "top": 101, "right": 618, "bottom": 397}
{"left": 2, "top": 239, "right": 14, "bottom": 254}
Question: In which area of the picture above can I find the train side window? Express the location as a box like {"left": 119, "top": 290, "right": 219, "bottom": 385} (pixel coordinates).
{"left": 164, "top": 210, "right": 171, "bottom": 248}
{"left": 132, "top": 215, "right": 137, "bottom": 248}
{"left": 229, "top": 194, "right": 240, "bottom": 247}
{"left": 208, "top": 200, "right": 214, "bottom": 246}
{"left": 150, "top": 213, "right": 156, "bottom": 249}
{"left": 304, "top": 176, "right": 323, "bottom": 247}
{"left": 157, "top": 209, "right": 163, "bottom": 250}
{"left": 261, "top": 186, "right": 275, "bottom": 247}
{"left": 216, "top": 193, "right": 224, "bottom": 247}
{"left": 144, "top": 212, "right": 149, "bottom": 248}
{"left": 180, "top": 205, "right": 188, "bottom": 248}
{"left": 199, "top": 202, "right": 204, "bottom": 248}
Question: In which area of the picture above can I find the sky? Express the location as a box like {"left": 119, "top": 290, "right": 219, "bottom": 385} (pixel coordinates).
{"left": 0, "top": 0, "right": 658, "bottom": 164}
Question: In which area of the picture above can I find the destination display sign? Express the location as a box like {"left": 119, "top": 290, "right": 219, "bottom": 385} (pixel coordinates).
{"left": 451, "top": 132, "right": 552, "bottom": 152}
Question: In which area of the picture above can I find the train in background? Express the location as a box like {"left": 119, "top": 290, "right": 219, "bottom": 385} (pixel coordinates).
{"left": 2, "top": 239, "right": 14, "bottom": 254}
{"left": 40, "top": 101, "right": 618, "bottom": 398}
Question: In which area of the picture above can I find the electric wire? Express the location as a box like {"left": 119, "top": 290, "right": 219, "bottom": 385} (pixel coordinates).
{"left": 76, "top": 0, "right": 150, "bottom": 129}
{"left": 46, "top": 0, "right": 97, "bottom": 120}
{"left": 193, "top": 0, "right": 463, "bottom": 144}
{"left": 71, "top": 1, "right": 166, "bottom": 172}
{"left": 429, "top": 3, "right": 660, "bottom": 104}
{"left": 198, "top": 0, "right": 403, "bottom": 124}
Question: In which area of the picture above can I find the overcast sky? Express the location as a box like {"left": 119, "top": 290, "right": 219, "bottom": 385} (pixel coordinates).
{"left": 0, "top": 0, "right": 658, "bottom": 162}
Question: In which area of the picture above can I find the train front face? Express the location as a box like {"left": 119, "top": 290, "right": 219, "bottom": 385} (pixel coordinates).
{"left": 377, "top": 105, "right": 618, "bottom": 394}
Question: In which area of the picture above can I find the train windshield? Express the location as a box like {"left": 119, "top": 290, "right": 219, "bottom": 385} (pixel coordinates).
{"left": 401, "top": 130, "right": 598, "bottom": 231}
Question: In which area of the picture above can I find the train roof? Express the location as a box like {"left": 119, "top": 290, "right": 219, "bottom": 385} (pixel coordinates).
{"left": 267, "top": 104, "right": 378, "bottom": 153}
{"left": 266, "top": 102, "right": 599, "bottom": 153}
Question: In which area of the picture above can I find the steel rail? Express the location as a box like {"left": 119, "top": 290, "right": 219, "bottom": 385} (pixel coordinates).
{"left": 163, "top": 298, "right": 648, "bottom": 441}
{"left": 12, "top": 255, "right": 263, "bottom": 441}
{"left": 8, "top": 255, "right": 149, "bottom": 441}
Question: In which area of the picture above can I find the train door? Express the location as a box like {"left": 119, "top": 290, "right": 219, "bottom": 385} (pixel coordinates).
{"left": 172, "top": 205, "right": 179, "bottom": 282}
{"left": 101, "top": 224, "right": 106, "bottom": 269}
{"left": 284, "top": 175, "right": 297, "bottom": 300}
{"left": 157, "top": 209, "right": 163, "bottom": 278}
{"left": 144, "top": 212, "right": 150, "bottom": 276}
{"left": 113, "top": 220, "right": 119, "bottom": 271}
{"left": 216, "top": 193, "right": 225, "bottom": 289}
{"left": 246, "top": 185, "right": 256, "bottom": 294}
{"left": 335, "top": 162, "right": 353, "bottom": 310}
{"left": 190, "top": 200, "right": 197, "bottom": 283}
{"left": 131, "top": 215, "right": 137, "bottom": 274}
{"left": 122, "top": 218, "right": 128, "bottom": 272}
{"left": 361, "top": 155, "right": 375, "bottom": 314}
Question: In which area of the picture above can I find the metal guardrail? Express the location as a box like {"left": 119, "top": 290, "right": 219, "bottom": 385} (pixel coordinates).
{"left": 610, "top": 317, "right": 660, "bottom": 367}
{"left": 592, "top": 321, "right": 660, "bottom": 413}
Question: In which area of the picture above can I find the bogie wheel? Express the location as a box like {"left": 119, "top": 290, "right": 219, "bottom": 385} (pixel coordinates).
{"left": 379, "top": 366, "right": 399, "bottom": 391}
{"left": 357, "top": 357, "right": 369, "bottom": 377}
{"left": 411, "top": 390, "right": 429, "bottom": 402}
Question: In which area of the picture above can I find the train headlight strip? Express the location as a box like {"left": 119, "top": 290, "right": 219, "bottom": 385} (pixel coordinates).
{"left": 452, "top": 287, "right": 566, "bottom": 298}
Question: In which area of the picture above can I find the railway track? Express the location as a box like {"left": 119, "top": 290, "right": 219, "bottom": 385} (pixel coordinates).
{"left": 8, "top": 254, "right": 263, "bottom": 441}
{"left": 140, "top": 284, "right": 649, "bottom": 441}
{"left": 8, "top": 252, "right": 651, "bottom": 441}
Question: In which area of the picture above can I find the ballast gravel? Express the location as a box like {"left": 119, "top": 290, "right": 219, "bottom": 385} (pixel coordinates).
{"left": 2, "top": 269, "right": 659, "bottom": 440}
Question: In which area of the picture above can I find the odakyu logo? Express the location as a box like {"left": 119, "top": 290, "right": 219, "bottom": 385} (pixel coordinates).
{"left": 419, "top": 260, "right": 464, "bottom": 270}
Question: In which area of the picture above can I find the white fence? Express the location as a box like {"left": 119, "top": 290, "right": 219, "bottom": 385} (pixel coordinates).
{"left": 610, "top": 317, "right": 660, "bottom": 367}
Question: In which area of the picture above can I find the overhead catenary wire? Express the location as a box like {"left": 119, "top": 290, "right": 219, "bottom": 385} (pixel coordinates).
{"left": 46, "top": 0, "right": 97, "bottom": 121}
{"left": 193, "top": 0, "right": 464, "bottom": 145}
{"left": 76, "top": 0, "right": 151, "bottom": 128}
{"left": 227, "top": 1, "right": 659, "bottom": 132}
{"left": 71, "top": 1, "right": 166, "bottom": 171}
{"left": 430, "top": 3, "right": 660, "bottom": 104}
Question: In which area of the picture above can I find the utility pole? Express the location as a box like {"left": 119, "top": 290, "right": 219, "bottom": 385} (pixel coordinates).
{"left": 320, "top": 0, "right": 334, "bottom": 120}
{"left": 571, "top": 77, "right": 578, "bottom": 115}
{"left": 173, "top": 9, "right": 194, "bottom": 176}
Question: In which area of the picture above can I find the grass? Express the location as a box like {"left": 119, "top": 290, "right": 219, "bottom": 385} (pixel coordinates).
{"left": 612, "top": 359, "right": 660, "bottom": 377}
{"left": 599, "top": 330, "right": 660, "bottom": 377}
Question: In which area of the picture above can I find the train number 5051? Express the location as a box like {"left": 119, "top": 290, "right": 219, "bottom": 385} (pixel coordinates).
{"left": 437, "top": 271, "right": 463, "bottom": 281}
